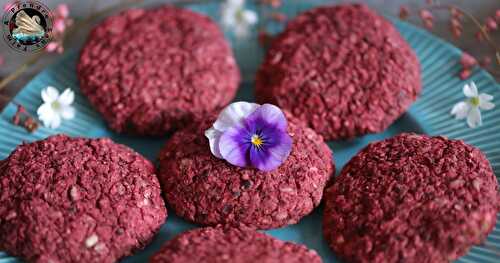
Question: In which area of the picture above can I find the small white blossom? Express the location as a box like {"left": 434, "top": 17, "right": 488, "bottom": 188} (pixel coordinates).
{"left": 451, "top": 81, "right": 494, "bottom": 128}
{"left": 37, "top": 86, "right": 75, "bottom": 129}
{"left": 221, "top": 0, "right": 258, "bottom": 38}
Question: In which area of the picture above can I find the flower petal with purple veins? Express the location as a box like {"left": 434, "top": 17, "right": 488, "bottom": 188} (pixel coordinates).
{"left": 219, "top": 124, "right": 252, "bottom": 167}
{"left": 245, "top": 103, "right": 288, "bottom": 132}
{"left": 250, "top": 132, "right": 292, "bottom": 171}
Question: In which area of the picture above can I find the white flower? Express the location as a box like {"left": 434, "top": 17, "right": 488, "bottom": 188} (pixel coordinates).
{"left": 205, "top": 101, "right": 259, "bottom": 158}
{"left": 37, "top": 86, "right": 75, "bottom": 129}
{"left": 221, "top": 0, "right": 258, "bottom": 38}
{"left": 451, "top": 81, "right": 495, "bottom": 128}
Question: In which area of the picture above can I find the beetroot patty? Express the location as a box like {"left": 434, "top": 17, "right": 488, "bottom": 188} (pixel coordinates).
{"left": 323, "top": 133, "right": 500, "bottom": 263}
{"left": 78, "top": 6, "right": 240, "bottom": 135}
{"left": 150, "top": 225, "right": 322, "bottom": 263}
{"left": 0, "top": 135, "right": 167, "bottom": 263}
{"left": 255, "top": 4, "right": 421, "bottom": 140}
{"left": 158, "top": 113, "right": 334, "bottom": 229}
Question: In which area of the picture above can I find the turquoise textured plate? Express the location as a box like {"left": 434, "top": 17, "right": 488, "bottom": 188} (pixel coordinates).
{"left": 1, "top": 2, "right": 499, "bottom": 263}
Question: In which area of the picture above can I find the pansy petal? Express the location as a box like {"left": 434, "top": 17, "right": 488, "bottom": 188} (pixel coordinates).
{"left": 479, "top": 100, "right": 495, "bottom": 110}
{"left": 41, "top": 86, "right": 59, "bottom": 103}
{"left": 58, "top": 88, "right": 74, "bottom": 105}
{"left": 467, "top": 107, "right": 482, "bottom": 128}
{"left": 250, "top": 133, "right": 292, "bottom": 171}
{"left": 219, "top": 126, "right": 251, "bottom": 167}
{"left": 463, "top": 82, "right": 478, "bottom": 97}
{"left": 213, "top": 101, "right": 260, "bottom": 132}
{"left": 205, "top": 127, "right": 224, "bottom": 158}
{"left": 60, "top": 105, "right": 75, "bottom": 119}
{"left": 479, "top": 93, "right": 493, "bottom": 102}
{"left": 450, "top": 101, "right": 470, "bottom": 119}
{"left": 246, "top": 104, "right": 288, "bottom": 132}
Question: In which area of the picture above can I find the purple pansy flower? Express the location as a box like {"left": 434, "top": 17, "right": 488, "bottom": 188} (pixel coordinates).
{"left": 205, "top": 102, "right": 292, "bottom": 171}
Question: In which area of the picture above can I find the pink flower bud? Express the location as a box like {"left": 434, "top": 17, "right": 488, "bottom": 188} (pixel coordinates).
{"left": 475, "top": 31, "right": 484, "bottom": 42}
{"left": 460, "top": 53, "right": 477, "bottom": 69}
{"left": 496, "top": 10, "right": 500, "bottom": 22}
{"left": 486, "top": 17, "right": 498, "bottom": 31}
{"left": 480, "top": 56, "right": 492, "bottom": 67}
{"left": 271, "top": 13, "right": 286, "bottom": 22}
{"left": 399, "top": 6, "right": 409, "bottom": 20}
{"left": 451, "top": 26, "right": 462, "bottom": 38}
{"left": 46, "top": 42, "right": 59, "bottom": 52}
{"left": 423, "top": 19, "right": 433, "bottom": 29}
{"left": 56, "top": 4, "right": 69, "bottom": 18}
{"left": 450, "top": 7, "right": 462, "bottom": 19}
{"left": 53, "top": 18, "right": 66, "bottom": 33}
{"left": 419, "top": 9, "right": 433, "bottom": 21}
{"left": 3, "top": 2, "right": 13, "bottom": 12}
{"left": 459, "top": 69, "right": 471, "bottom": 80}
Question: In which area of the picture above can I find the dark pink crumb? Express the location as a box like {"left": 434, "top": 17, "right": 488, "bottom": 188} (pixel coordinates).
{"left": 323, "top": 133, "right": 500, "bottom": 263}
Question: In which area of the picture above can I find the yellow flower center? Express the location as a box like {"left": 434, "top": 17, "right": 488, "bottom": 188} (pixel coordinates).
{"left": 251, "top": 134, "right": 264, "bottom": 148}
{"left": 470, "top": 97, "right": 480, "bottom": 107}
{"left": 51, "top": 101, "right": 61, "bottom": 110}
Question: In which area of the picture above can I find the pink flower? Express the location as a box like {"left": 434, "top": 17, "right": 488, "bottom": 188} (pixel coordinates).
{"left": 53, "top": 18, "right": 66, "bottom": 34}
{"left": 419, "top": 9, "right": 434, "bottom": 29}
{"left": 46, "top": 42, "right": 63, "bottom": 53}
{"left": 399, "top": 6, "right": 409, "bottom": 20}
{"left": 419, "top": 9, "right": 433, "bottom": 20}
{"left": 450, "top": 18, "right": 462, "bottom": 38}
{"left": 460, "top": 52, "right": 477, "bottom": 69}
{"left": 480, "top": 56, "right": 492, "bottom": 67}
{"left": 450, "top": 7, "right": 462, "bottom": 19}
{"left": 486, "top": 17, "right": 498, "bottom": 31}
{"left": 459, "top": 69, "right": 471, "bottom": 80}
{"left": 3, "top": 2, "right": 13, "bottom": 12}
{"left": 56, "top": 4, "right": 69, "bottom": 18}
{"left": 496, "top": 10, "right": 500, "bottom": 22}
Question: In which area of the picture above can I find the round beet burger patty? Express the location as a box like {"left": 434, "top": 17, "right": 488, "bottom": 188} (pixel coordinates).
{"left": 78, "top": 6, "right": 240, "bottom": 135}
{"left": 0, "top": 135, "right": 167, "bottom": 263}
{"left": 150, "top": 225, "right": 322, "bottom": 263}
{"left": 255, "top": 4, "right": 421, "bottom": 140}
{"left": 158, "top": 112, "right": 334, "bottom": 229}
{"left": 323, "top": 133, "right": 499, "bottom": 263}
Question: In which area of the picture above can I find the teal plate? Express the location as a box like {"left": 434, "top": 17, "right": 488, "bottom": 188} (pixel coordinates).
{"left": 1, "top": 1, "right": 500, "bottom": 263}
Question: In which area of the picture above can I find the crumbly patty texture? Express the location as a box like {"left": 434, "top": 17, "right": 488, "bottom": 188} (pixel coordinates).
{"left": 77, "top": 6, "right": 240, "bottom": 135}
{"left": 255, "top": 4, "right": 421, "bottom": 140}
{"left": 323, "top": 133, "right": 500, "bottom": 263}
{"left": 0, "top": 135, "right": 167, "bottom": 263}
{"left": 150, "top": 225, "right": 322, "bottom": 263}
{"left": 158, "top": 113, "right": 334, "bottom": 229}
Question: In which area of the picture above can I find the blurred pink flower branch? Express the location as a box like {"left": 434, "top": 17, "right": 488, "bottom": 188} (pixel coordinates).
{"left": 399, "top": 3, "right": 500, "bottom": 79}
